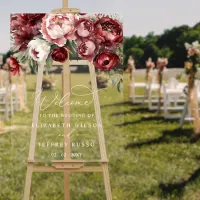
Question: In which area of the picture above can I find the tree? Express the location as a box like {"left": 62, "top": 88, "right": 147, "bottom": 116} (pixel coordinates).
{"left": 141, "top": 44, "right": 160, "bottom": 66}
{"left": 123, "top": 21, "right": 200, "bottom": 68}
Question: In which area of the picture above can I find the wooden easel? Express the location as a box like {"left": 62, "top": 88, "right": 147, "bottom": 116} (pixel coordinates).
{"left": 23, "top": 1, "right": 112, "bottom": 199}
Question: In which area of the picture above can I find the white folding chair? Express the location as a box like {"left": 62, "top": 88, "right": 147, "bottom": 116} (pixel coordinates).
{"left": 11, "top": 72, "right": 27, "bottom": 111}
{"left": 163, "top": 78, "right": 186, "bottom": 119}
{"left": 131, "top": 70, "right": 147, "bottom": 104}
{"left": 148, "top": 71, "right": 161, "bottom": 110}
{"left": 0, "top": 70, "right": 14, "bottom": 120}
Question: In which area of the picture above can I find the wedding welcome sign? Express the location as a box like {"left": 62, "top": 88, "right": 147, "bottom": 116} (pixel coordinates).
{"left": 10, "top": 13, "right": 123, "bottom": 199}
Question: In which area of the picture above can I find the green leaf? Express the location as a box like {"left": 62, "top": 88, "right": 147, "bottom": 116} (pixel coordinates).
{"left": 118, "top": 69, "right": 123, "bottom": 75}
{"left": 68, "top": 40, "right": 77, "bottom": 57}
{"left": 46, "top": 55, "right": 53, "bottom": 69}
{"left": 108, "top": 70, "right": 115, "bottom": 76}
{"left": 29, "top": 59, "right": 37, "bottom": 74}
{"left": 112, "top": 76, "right": 118, "bottom": 87}
{"left": 117, "top": 78, "right": 123, "bottom": 93}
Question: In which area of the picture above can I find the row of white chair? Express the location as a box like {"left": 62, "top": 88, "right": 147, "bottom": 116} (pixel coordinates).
{"left": 0, "top": 70, "right": 27, "bottom": 120}
{"left": 130, "top": 71, "right": 200, "bottom": 120}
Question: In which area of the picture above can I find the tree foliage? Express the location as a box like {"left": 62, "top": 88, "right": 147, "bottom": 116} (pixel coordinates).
{"left": 124, "top": 22, "right": 200, "bottom": 68}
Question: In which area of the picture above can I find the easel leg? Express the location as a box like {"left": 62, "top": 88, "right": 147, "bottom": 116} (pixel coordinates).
{"left": 102, "top": 164, "right": 112, "bottom": 200}
{"left": 23, "top": 63, "right": 44, "bottom": 200}
{"left": 23, "top": 164, "right": 33, "bottom": 200}
{"left": 64, "top": 172, "right": 70, "bottom": 200}
{"left": 63, "top": 61, "right": 71, "bottom": 200}
{"left": 88, "top": 62, "right": 112, "bottom": 199}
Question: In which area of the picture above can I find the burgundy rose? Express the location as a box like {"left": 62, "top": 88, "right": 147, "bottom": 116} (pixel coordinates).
{"left": 13, "top": 25, "right": 40, "bottom": 51}
{"left": 93, "top": 52, "right": 120, "bottom": 71}
{"left": 11, "top": 13, "right": 45, "bottom": 32}
{"left": 78, "top": 40, "right": 96, "bottom": 61}
{"left": 20, "top": 14, "right": 45, "bottom": 25}
{"left": 10, "top": 14, "right": 23, "bottom": 32}
{"left": 11, "top": 13, "right": 44, "bottom": 51}
{"left": 10, "top": 56, "right": 21, "bottom": 76}
{"left": 76, "top": 18, "right": 94, "bottom": 38}
{"left": 94, "top": 16, "right": 123, "bottom": 47}
{"left": 51, "top": 47, "right": 68, "bottom": 63}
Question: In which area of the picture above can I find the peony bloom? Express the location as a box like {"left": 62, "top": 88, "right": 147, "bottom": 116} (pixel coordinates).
{"left": 20, "top": 14, "right": 45, "bottom": 26}
{"left": 11, "top": 14, "right": 44, "bottom": 51}
{"left": 10, "top": 14, "right": 23, "bottom": 32}
{"left": 76, "top": 18, "right": 94, "bottom": 38}
{"left": 93, "top": 52, "right": 120, "bottom": 71}
{"left": 11, "top": 14, "right": 45, "bottom": 31}
{"left": 41, "top": 14, "right": 76, "bottom": 47}
{"left": 10, "top": 56, "right": 21, "bottom": 76}
{"left": 94, "top": 16, "right": 123, "bottom": 47}
{"left": 78, "top": 40, "right": 96, "bottom": 61}
{"left": 51, "top": 47, "right": 68, "bottom": 63}
{"left": 13, "top": 25, "right": 40, "bottom": 51}
{"left": 28, "top": 38, "right": 50, "bottom": 63}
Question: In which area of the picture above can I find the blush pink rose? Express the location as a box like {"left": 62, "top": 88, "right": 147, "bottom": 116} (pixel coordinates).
{"left": 93, "top": 52, "right": 120, "bottom": 71}
{"left": 76, "top": 18, "right": 94, "bottom": 38}
{"left": 94, "top": 16, "right": 123, "bottom": 47}
{"left": 41, "top": 14, "right": 77, "bottom": 47}
{"left": 78, "top": 40, "right": 96, "bottom": 61}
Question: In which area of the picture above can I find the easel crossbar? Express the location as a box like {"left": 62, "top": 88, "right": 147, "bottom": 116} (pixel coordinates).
{"left": 33, "top": 166, "right": 103, "bottom": 172}
{"left": 28, "top": 159, "right": 108, "bottom": 163}
{"left": 53, "top": 60, "right": 89, "bottom": 66}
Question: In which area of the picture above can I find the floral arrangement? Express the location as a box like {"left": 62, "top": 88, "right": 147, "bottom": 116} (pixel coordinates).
{"left": 184, "top": 41, "right": 200, "bottom": 134}
{"left": 10, "top": 13, "right": 123, "bottom": 90}
{"left": 145, "top": 57, "right": 155, "bottom": 82}
{"left": 146, "top": 58, "right": 155, "bottom": 69}
{"left": 156, "top": 57, "right": 168, "bottom": 70}
{"left": 184, "top": 41, "right": 200, "bottom": 74}
{"left": 156, "top": 57, "right": 168, "bottom": 113}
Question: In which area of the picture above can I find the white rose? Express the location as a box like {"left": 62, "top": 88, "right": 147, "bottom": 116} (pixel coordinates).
{"left": 28, "top": 38, "right": 50, "bottom": 63}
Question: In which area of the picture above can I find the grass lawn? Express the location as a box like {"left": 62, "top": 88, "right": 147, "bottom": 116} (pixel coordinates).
{"left": 0, "top": 73, "right": 200, "bottom": 200}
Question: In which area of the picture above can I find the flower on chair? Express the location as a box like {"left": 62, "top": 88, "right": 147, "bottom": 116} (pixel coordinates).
{"left": 185, "top": 41, "right": 200, "bottom": 57}
{"left": 146, "top": 58, "right": 155, "bottom": 69}
{"left": 157, "top": 57, "right": 168, "bottom": 70}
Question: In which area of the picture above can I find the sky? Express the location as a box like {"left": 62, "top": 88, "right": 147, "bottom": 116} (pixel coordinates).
{"left": 0, "top": 0, "right": 200, "bottom": 53}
